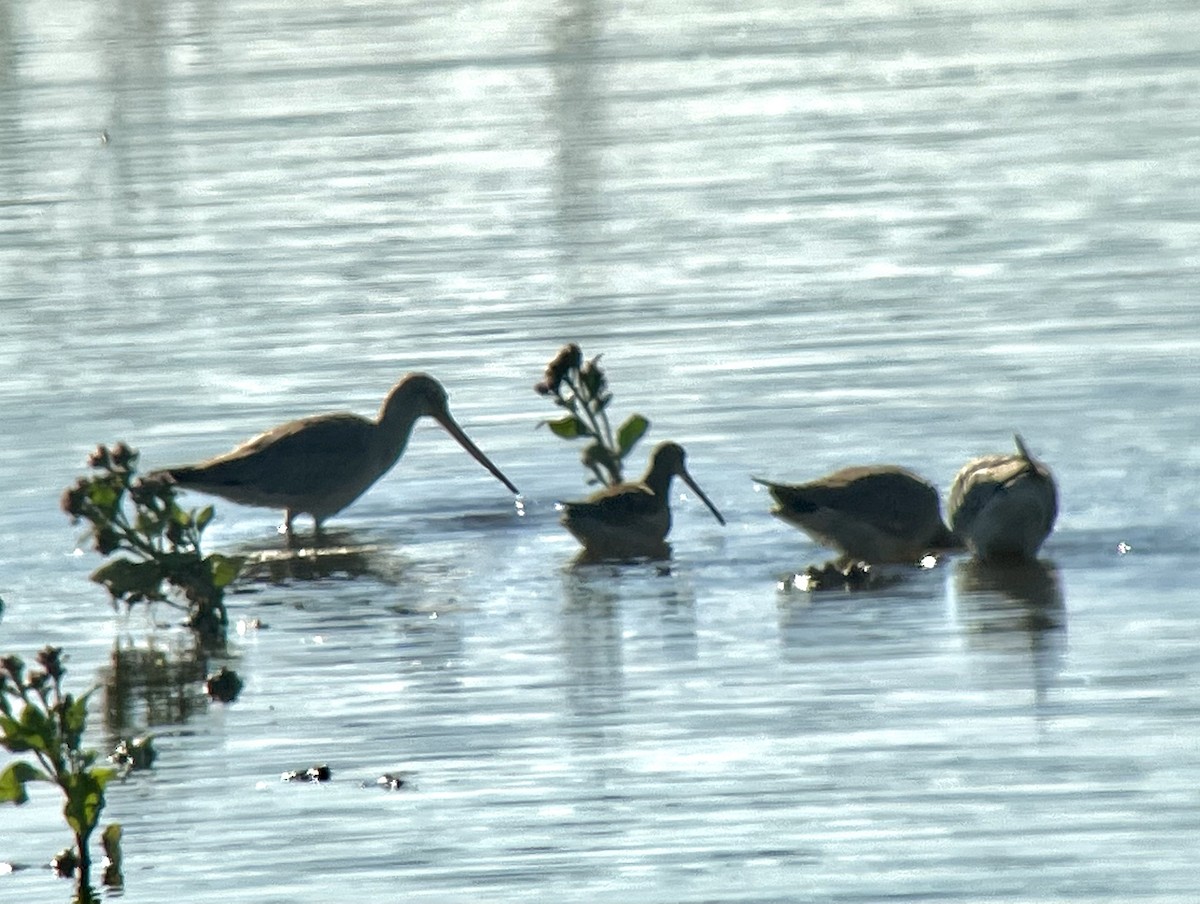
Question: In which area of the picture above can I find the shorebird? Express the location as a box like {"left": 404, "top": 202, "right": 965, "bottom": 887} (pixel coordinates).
{"left": 156, "top": 373, "right": 519, "bottom": 536}
{"left": 754, "top": 465, "right": 960, "bottom": 565}
{"left": 559, "top": 441, "right": 725, "bottom": 560}
{"left": 948, "top": 435, "right": 1057, "bottom": 562}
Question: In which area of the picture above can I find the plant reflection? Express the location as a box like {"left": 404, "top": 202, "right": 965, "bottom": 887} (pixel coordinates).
{"left": 100, "top": 636, "right": 214, "bottom": 740}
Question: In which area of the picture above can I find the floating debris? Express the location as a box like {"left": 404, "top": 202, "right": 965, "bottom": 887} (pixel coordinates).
{"left": 51, "top": 848, "right": 77, "bottom": 879}
{"left": 205, "top": 667, "right": 243, "bottom": 703}
{"left": 237, "top": 617, "right": 266, "bottom": 634}
{"left": 778, "top": 560, "right": 896, "bottom": 593}
{"left": 373, "top": 772, "right": 410, "bottom": 791}
{"left": 108, "top": 736, "right": 157, "bottom": 771}
{"left": 282, "top": 764, "right": 332, "bottom": 783}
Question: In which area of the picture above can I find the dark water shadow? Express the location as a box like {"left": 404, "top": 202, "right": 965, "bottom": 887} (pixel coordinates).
{"left": 568, "top": 541, "right": 673, "bottom": 568}
{"left": 230, "top": 527, "right": 414, "bottom": 585}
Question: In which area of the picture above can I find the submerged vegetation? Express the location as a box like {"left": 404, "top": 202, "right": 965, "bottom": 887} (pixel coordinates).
{"left": 62, "top": 443, "right": 244, "bottom": 642}
{"left": 0, "top": 647, "right": 122, "bottom": 904}
{"left": 535, "top": 343, "right": 650, "bottom": 487}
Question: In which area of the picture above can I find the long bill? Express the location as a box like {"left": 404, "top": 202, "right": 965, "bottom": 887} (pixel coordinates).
{"left": 679, "top": 468, "right": 726, "bottom": 525}
{"left": 436, "top": 413, "right": 521, "bottom": 495}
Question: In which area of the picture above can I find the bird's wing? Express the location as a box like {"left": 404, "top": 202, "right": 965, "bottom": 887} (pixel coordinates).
{"left": 769, "top": 468, "right": 935, "bottom": 534}
{"left": 174, "top": 414, "right": 374, "bottom": 497}
{"left": 563, "top": 484, "right": 659, "bottom": 520}
{"left": 948, "top": 454, "right": 1015, "bottom": 532}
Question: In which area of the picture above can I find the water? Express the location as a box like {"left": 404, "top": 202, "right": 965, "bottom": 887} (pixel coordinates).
{"left": 2, "top": 0, "right": 1199, "bottom": 900}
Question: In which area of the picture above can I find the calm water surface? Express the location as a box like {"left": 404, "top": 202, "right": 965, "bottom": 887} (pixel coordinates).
{"left": 2, "top": 0, "right": 1199, "bottom": 901}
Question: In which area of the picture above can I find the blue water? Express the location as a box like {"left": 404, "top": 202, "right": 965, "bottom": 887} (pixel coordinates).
{"left": 2, "top": 0, "right": 1199, "bottom": 901}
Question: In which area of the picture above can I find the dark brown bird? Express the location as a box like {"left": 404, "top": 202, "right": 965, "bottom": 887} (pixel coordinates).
{"left": 948, "top": 435, "right": 1057, "bottom": 562}
{"left": 559, "top": 441, "right": 725, "bottom": 560}
{"left": 157, "top": 373, "right": 519, "bottom": 536}
{"left": 755, "top": 465, "right": 960, "bottom": 565}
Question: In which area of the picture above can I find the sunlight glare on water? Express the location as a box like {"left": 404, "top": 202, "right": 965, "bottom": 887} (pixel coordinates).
{"left": 2, "top": 0, "right": 1200, "bottom": 902}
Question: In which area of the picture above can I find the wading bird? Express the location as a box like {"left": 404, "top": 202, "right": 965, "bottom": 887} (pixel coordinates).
{"left": 156, "top": 373, "right": 519, "bottom": 537}
{"left": 559, "top": 441, "right": 725, "bottom": 560}
{"left": 948, "top": 435, "right": 1057, "bottom": 563}
{"left": 755, "top": 465, "right": 960, "bottom": 565}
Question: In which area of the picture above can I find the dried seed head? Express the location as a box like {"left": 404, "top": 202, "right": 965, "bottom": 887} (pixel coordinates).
{"left": 537, "top": 343, "right": 584, "bottom": 396}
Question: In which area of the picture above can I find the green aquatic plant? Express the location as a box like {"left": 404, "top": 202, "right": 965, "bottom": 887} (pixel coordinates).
{"left": 0, "top": 646, "right": 122, "bottom": 904}
{"left": 62, "top": 443, "right": 244, "bottom": 641}
{"left": 535, "top": 343, "right": 650, "bottom": 487}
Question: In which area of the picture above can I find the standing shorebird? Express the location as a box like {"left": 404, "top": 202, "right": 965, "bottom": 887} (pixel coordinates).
{"left": 559, "top": 441, "right": 726, "bottom": 560}
{"left": 754, "top": 465, "right": 960, "bottom": 566}
{"left": 948, "top": 434, "right": 1057, "bottom": 563}
{"left": 156, "top": 373, "right": 519, "bottom": 537}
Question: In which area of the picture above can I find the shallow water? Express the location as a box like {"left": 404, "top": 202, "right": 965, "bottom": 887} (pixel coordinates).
{"left": 2, "top": 0, "right": 1199, "bottom": 901}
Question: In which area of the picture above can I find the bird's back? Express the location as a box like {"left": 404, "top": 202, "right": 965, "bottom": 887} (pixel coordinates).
{"left": 949, "top": 448, "right": 1057, "bottom": 561}
{"left": 760, "top": 466, "right": 955, "bottom": 563}
{"left": 166, "top": 412, "right": 381, "bottom": 518}
{"left": 560, "top": 483, "right": 671, "bottom": 558}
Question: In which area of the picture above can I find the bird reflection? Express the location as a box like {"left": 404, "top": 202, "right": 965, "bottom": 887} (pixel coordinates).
{"left": 226, "top": 526, "right": 418, "bottom": 584}
{"left": 951, "top": 558, "right": 1067, "bottom": 712}
{"left": 559, "top": 563, "right": 701, "bottom": 729}
{"left": 953, "top": 558, "right": 1066, "bottom": 638}
{"left": 559, "top": 569, "right": 627, "bottom": 731}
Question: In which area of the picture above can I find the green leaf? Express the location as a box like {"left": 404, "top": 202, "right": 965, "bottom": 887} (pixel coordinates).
{"left": 63, "top": 691, "right": 93, "bottom": 751}
{"left": 90, "top": 766, "right": 118, "bottom": 793}
{"left": 90, "top": 558, "right": 164, "bottom": 603}
{"left": 63, "top": 770, "right": 109, "bottom": 835}
{"left": 102, "top": 822, "right": 123, "bottom": 886}
{"left": 0, "top": 714, "right": 28, "bottom": 750}
{"left": 616, "top": 414, "right": 650, "bottom": 456}
{"left": 208, "top": 553, "right": 245, "bottom": 590}
{"left": 17, "top": 704, "right": 55, "bottom": 753}
{"left": 0, "top": 761, "right": 50, "bottom": 804}
{"left": 102, "top": 822, "right": 122, "bottom": 854}
{"left": 582, "top": 442, "right": 622, "bottom": 486}
{"left": 86, "top": 481, "right": 120, "bottom": 511}
{"left": 543, "top": 415, "right": 586, "bottom": 439}
{"left": 195, "top": 505, "right": 214, "bottom": 532}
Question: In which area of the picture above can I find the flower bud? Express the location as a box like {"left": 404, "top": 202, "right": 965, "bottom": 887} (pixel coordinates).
{"left": 35, "top": 646, "right": 64, "bottom": 682}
